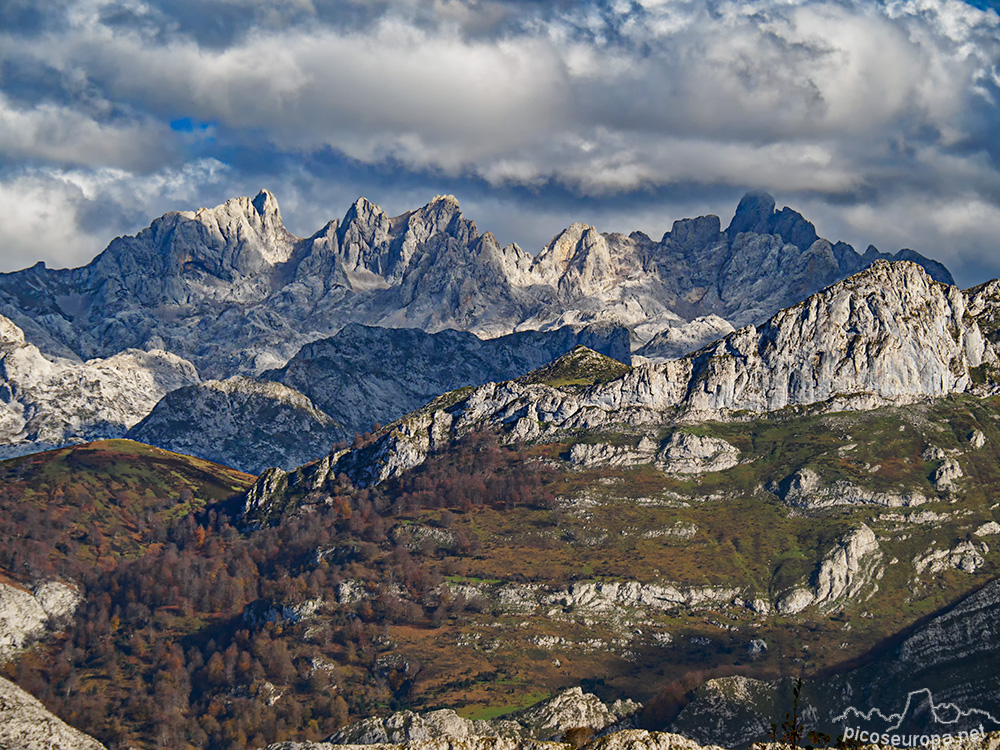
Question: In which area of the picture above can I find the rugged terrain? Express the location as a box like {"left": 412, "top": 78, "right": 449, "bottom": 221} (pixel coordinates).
{"left": 0, "top": 189, "right": 955, "bottom": 466}
{"left": 244, "top": 260, "right": 992, "bottom": 500}
{"left": 0, "top": 190, "right": 949, "bottom": 378}
{"left": 128, "top": 323, "right": 630, "bottom": 473}
{"left": 0, "top": 314, "right": 199, "bottom": 458}
{"left": 2, "top": 190, "right": 999, "bottom": 750}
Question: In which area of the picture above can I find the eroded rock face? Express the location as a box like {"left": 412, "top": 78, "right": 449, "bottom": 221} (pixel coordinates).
{"left": 127, "top": 376, "right": 337, "bottom": 473}
{"left": 777, "top": 525, "right": 881, "bottom": 614}
{"left": 0, "top": 315, "right": 200, "bottom": 458}
{"left": 777, "top": 468, "right": 926, "bottom": 509}
{"left": 0, "top": 581, "right": 81, "bottom": 661}
{"left": 0, "top": 583, "right": 47, "bottom": 660}
{"left": 634, "top": 317, "right": 735, "bottom": 362}
{"left": 542, "top": 582, "right": 739, "bottom": 615}
{"left": 933, "top": 458, "right": 964, "bottom": 492}
{"left": 913, "top": 541, "right": 988, "bottom": 574}
{"left": 325, "top": 688, "right": 640, "bottom": 747}
{"left": 568, "top": 438, "right": 659, "bottom": 468}
{"left": 0, "top": 676, "right": 107, "bottom": 750}
{"left": 658, "top": 434, "right": 740, "bottom": 474}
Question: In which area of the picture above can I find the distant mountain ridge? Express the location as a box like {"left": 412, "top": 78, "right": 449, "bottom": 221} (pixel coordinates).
{"left": 0, "top": 189, "right": 953, "bottom": 378}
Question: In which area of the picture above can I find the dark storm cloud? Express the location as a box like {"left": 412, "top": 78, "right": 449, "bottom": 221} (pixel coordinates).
{"left": 0, "top": 0, "right": 999, "bottom": 286}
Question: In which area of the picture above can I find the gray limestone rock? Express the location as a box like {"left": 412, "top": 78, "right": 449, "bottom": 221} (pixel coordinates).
{"left": 635, "top": 317, "right": 735, "bottom": 362}
{"left": 658, "top": 433, "right": 740, "bottom": 474}
{"left": 776, "top": 525, "right": 881, "bottom": 614}
{"left": 326, "top": 688, "right": 640, "bottom": 746}
{"left": 127, "top": 376, "right": 337, "bottom": 473}
{"left": 913, "top": 541, "right": 987, "bottom": 574}
{"left": 0, "top": 676, "right": 106, "bottom": 750}
{"left": 777, "top": 468, "right": 927, "bottom": 509}
{"left": 0, "top": 315, "right": 199, "bottom": 458}
{"left": 0, "top": 580, "right": 81, "bottom": 662}
{"left": 933, "top": 458, "right": 965, "bottom": 492}
{"left": 262, "top": 322, "right": 630, "bottom": 443}
{"left": 0, "top": 191, "right": 952, "bottom": 382}
{"left": 243, "top": 261, "right": 993, "bottom": 515}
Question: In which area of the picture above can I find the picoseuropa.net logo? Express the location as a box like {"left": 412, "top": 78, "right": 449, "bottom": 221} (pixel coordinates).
{"left": 834, "top": 688, "right": 1000, "bottom": 748}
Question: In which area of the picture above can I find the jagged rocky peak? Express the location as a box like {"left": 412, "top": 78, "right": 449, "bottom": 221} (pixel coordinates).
{"left": 681, "top": 259, "right": 989, "bottom": 415}
{"left": 667, "top": 214, "right": 723, "bottom": 249}
{"left": 532, "top": 223, "right": 617, "bottom": 296}
{"left": 727, "top": 190, "right": 776, "bottom": 236}
{"left": 88, "top": 188, "right": 301, "bottom": 306}
{"left": 172, "top": 188, "right": 299, "bottom": 267}
{"left": 335, "top": 193, "right": 474, "bottom": 283}
{"left": 726, "top": 190, "right": 818, "bottom": 251}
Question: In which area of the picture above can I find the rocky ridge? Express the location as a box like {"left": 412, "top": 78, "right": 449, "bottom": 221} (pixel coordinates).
{"left": 128, "top": 323, "right": 628, "bottom": 473}
{"left": 324, "top": 688, "right": 639, "bottom": 746}
{"left": 243, "top": 260, "right": 994, "bottom": 508}
{"left": 0, "top": 190, "right": 952, "bottom": 378}
{"left": 260, "top": 323, "right": 631, "bottom": 442}
{"left": 126, "top": 376, "right": 338, "bottom": 473}
{"left": 0, "top": 315, "right": 199, "bottom": 458}
{"left": 0, "top": 675, "right": 107, "bottom": 750}
{"left": 776, "top": 524, "right": 882, "bottom": 614}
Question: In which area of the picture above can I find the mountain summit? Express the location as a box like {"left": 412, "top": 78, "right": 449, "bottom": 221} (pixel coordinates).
{"left": 0, "top": 190, "right": 952, "bottom": 377}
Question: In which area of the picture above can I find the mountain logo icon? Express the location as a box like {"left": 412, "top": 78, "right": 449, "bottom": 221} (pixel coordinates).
{"left": 833, "top": 689, "right": 1000, "bottom": 733}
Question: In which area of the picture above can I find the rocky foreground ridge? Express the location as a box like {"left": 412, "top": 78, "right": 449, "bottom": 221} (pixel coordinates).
{"left": 244, "top": 260, "right": 995, "bottom": 504}
{"left": 0, "top": 190, "right": 950, "bottom": 377}
{"left": 671, "top": 576, "right": 1000, "bottom": 747}
{"left": 0, "top": 675, "right": 106, "bottom": 750}
{"left": 263, "top": 684, "right": 1000, "bottom": 750}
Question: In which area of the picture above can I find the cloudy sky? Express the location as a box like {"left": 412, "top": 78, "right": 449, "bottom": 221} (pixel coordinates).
{"left": 1, "top": 0, "right": 999, "bottom": 286}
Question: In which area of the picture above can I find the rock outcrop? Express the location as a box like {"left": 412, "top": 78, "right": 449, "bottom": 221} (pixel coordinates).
{"left": 127, "top": 376, "right": 337, "bottom": 473}
{"left": 0, "top": 315, "right": 199, "bottom": 458}
{"left": 657, "top": 434, "right": 740, "bottom": 474}
{"left": 913, "top": 541, "right": 988, "bottom": 574}
{"left": 933, "top": 458, "right": 964, "bottom": 492}
{"left": 0, "top": 581, "right": 81, "bottom": 661}
{"left": 776, "top": 525, "right": 882, "bottom": 614}
{"left": 776, "top": 468, "right": 927, "bottom": 509}
{"left": 324, "top": 688, "right": 639, "bottom": 746}
{"left": 635, "top": 317, "right": 735, "bottom": 362}
{"left": 0, "top": 675, "right": 106, "bottom": 750}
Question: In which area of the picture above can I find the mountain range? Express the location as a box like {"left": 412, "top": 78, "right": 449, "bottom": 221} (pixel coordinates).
{"left": 0, "top": 190, "right": 953, "bottom": 469}
{"left": 0, "top": 189, "right": 950, "bottom": 378}
{"left": 3, "top": 189, "right": 1000, "bottom": 750}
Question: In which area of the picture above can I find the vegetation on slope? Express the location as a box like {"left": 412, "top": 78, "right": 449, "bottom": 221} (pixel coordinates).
{"left": 5, "top": 395, "right": 1000, "bottom": 749}
{"left": 518, "top": 346, "right": 632, "bottom": 389}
